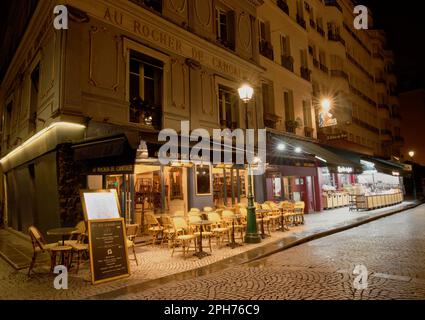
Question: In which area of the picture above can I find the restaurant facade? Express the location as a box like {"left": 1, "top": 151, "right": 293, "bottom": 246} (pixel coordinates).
{"left": 0, "top": 0, "right": 407, "bottom": 235}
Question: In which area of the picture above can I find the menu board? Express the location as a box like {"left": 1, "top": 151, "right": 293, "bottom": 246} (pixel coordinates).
{"left": 88, "top": 219, "right": 130, "bottom": 284}
{"left": 80, "top": 189, "right": 121, "bottom": 221}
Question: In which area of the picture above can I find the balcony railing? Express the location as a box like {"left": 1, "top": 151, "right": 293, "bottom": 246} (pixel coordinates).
{"left": 328, "top": 32, "right": 346, "bottom": 46}
{"left": 129, "top": 97, "right": 162, "bottom": 130}
{"left": 316, "top": 25, "right": 325, "bottom": 37}
{"left": 375, "top": 77, "right": 386, "bottom": 84}
{"left": 331, "top": 69, "right": 348, "bottom": 80}
{"left": 281, "top": 55, "right": 294, "bottom": 72}
{"left": 324, "top": 0, "right": 343, "bottom": 12}
{"left": 259, "top": 40, "right": 274, "bottom": 60}
{"left": 130, "top": 0, "right": 162, "bottom": 13}
{"left": 320, "top": 63, "right": 329, "bottom": 74}
{"left": 277, "top": 0, "right": 289, "bottom": 15}
{"left": 378, "top": 104, "right": 390, "bottom": 112}
{"left": 296, "top": 15, "right": 306, "bottom": 29}
{"left": 300, "top": 67, "right": 312, "bottom": 81}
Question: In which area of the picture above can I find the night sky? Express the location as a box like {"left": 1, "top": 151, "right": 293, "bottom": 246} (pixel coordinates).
{"left": 363, "top": 0, "right": 425, "bottom": 92}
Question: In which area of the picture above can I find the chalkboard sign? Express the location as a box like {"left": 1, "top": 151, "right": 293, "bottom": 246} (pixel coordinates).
{"left": 80, "top": 189, "right": 121, "bottom": 221}
{"left": 88, "top": 219, "right": 130, "bottom": 284}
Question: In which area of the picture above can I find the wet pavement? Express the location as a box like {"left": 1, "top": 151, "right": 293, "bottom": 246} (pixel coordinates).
{"left": 114, "top": 204, "right": 425, "bottom": 300}
{"left": 0, "top": 201, "right": 421, "bottom": 300}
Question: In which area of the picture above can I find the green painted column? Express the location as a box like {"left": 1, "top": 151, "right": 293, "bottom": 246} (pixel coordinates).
{"left": 244, "top": 164, "right": 261, "bottom": 244}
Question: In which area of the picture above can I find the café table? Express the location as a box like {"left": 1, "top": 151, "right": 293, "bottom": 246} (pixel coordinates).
{"left": 255, "top": 209, "right": 271, "bottom": 239}
{"left": 47, "top": 227, "right": 78, "bottom": 265}
{"left": 226, "top": 214, "right": 243, "bottom": 249}
{"left": 190, "top": 220, "right": 212, "bottom": 259}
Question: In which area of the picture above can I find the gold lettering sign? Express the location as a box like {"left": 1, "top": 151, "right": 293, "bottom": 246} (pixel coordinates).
{"left": 100, "top": 6, "right": 251, "bottom": 80}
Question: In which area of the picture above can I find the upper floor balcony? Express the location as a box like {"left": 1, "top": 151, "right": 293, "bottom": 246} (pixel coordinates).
{"left": 324, "top": 0, "right": 343, "bottom": 12}
{"left": 277, "top": 0, "right": 289, "bottom": 15}
{"left": 260, "top": 40, "right": 274, "bottom": 60}
{"left": 328, "top": 32, "right": 346, "bottom": 46}
{"left": 281, "top": 55, "right": 294, "bottom": 72}
{"left": 296, "top": 15, "right": 307, "bottom": 29}
{"left": 300, "top": 67, "right": 312, "bottom": 81}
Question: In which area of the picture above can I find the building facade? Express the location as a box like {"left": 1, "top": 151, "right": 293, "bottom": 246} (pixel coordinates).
{"left": 0, "top": 0, "right": 403, "bottom": 233}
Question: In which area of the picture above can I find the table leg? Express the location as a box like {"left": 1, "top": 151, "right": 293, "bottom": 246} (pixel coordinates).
{"left": 194, "top": 227, "right": 210, "bottom": 259}
{"left": 227, "top": 219, "right": 242, "bottom": 249}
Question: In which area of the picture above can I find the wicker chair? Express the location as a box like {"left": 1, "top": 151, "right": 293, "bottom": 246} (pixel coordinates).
{"left": 293, "top": 201, "right": 305, "bottom": 225}
{"left": 171, "top": 216, "right": 196, "bottom": 258}
{"left": 145, "top": 212, "right": 164, "bottom": 245}
{"left": 69, "top": 233, "right": 89, "bottom": 274}
{"left": 126, "top": 224, "right": 139, "bottom": 265}
{"left": 207, "top": 212, "right": 230, "bottom": 247}
{"left": 28, "top": 226, "right": 71, "bottom": 276}
{"left": 222, "top": 210, "right": 244, "bottom": 241}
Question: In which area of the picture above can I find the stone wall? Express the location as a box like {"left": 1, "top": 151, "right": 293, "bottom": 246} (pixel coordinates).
{"left": 57, "top": 143, "right": 84, "bottom": 226}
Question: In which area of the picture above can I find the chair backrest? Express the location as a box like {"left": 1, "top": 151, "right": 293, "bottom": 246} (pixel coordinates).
{"left": 126, "top": 224, "right": 139, "bottom": 238}
{"left": 189, "top": 208, "right": 200, "bottom": 213}
{"left": 172, "top": 216, "right": 189, "bottom": 232}
{"left": 188, "top": 215, "right": 202, "bottom": 224}
{"left": 145, "top": 212, "right": 160, "bottom": 227}
{"left": 207, "top": 212, "right": 222, "bottom": 224}
{"left": 173, "top": 210, "right": 185, "bottom": 217}
{"left": 222, "top": 210, "right": 235, "bottom": 219}
{"left": 75, "top": 220, "right": 87, "bottom": 234}
{"left": 28, "top": 226, "right": 45, "bottom": 251}
{"left": 261, "top": 203, "right": 271, "bottom": 211}
{"left": 239, "top": 208, "right": 248, "bottom": 218}
{"left": 203, "top": 207, "right": 214, "bottom": 212}
{"left": 294, "top": 201, "right": 305, "bottom": 213}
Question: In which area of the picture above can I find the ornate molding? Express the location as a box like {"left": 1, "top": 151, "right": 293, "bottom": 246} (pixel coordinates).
{"left": 89, "top": 26, "right": 120, "bottom": 91}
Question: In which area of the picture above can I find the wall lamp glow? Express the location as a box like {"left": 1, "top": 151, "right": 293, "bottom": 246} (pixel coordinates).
{"left": 0, "top": 122, "right": 86, "bottom": 164}
{"left": 277, "top": 143, "right": 286, "bottom": 151}
{"left": 295, "top": 147, "right": 302, "bottom": 153}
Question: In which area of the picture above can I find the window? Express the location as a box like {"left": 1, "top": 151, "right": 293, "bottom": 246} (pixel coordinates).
{"left": 215, "top": 5, "right": 235, "bottom": 49}
{"left": 129, "top": 50, "right": 163, "bottom": 128}
{"left": 130, "top": 0, "right": 162, "bottom": 13}
{"left": 300, "top": 49, "right": 308, "bottom": 67}
{"left": 29, "top": 63, "right": 40, "bottom": 133}
{"left": 283, "top": 90, "right": 295, "bottom": 133}
{"left": 280, "top": 35, "right": 291, "bottom": 57}
{"left": 303, "top": 100, "right": 313, "bottom": 127}
{"left": 218, "top": 85, "right": 239, "bottom": 129}
{"left": 4, "top": 101, "right": 13, "bottom": 148}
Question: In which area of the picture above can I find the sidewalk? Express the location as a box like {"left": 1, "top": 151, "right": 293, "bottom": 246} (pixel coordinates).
{"left": 0, "top": 200, "right": 421, "bottom": 300}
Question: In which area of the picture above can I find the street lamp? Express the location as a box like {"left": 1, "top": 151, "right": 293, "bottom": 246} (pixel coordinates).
{"left": 238, "top": 84, "right": 261, "bottom": 244}
{"left": 408, "top": 150, "right": 417, "bottom": 200}
{"left": 320, "top": 98, "right": 332, "bottom": 111}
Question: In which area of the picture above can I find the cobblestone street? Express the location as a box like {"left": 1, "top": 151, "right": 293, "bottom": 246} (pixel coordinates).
{"left": 0, "top": 202, "right": 422, "bottom": 300}
{"left": 115, "top": 204, "right": 425, "bottom": 300}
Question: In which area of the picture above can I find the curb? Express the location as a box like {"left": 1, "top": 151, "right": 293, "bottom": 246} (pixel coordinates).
{"left": 245, "top": 201, "right": 425, "bottom": 264}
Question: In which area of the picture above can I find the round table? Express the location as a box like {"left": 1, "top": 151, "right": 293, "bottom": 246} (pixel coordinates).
{"left": 190, "top": 221, "right": 212, "bottom": 259}
{"left": 47, "top": 227, "right": 77, "bottom": 265}
{"left": 226, "top": 214, "right": 243, "bottom": 249}
{"left": 47, "top": 227, "right": 78, "bottom": 245}
{"left": 255, "top": 209, "right": 271, "bottom": 239}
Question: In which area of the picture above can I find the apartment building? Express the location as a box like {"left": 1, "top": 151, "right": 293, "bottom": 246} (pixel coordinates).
{"left": 256, "top": 0, "right": 402, "bottom": 157}
{"left": 0, "top": 0, "right": 403, "bottom": 232}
